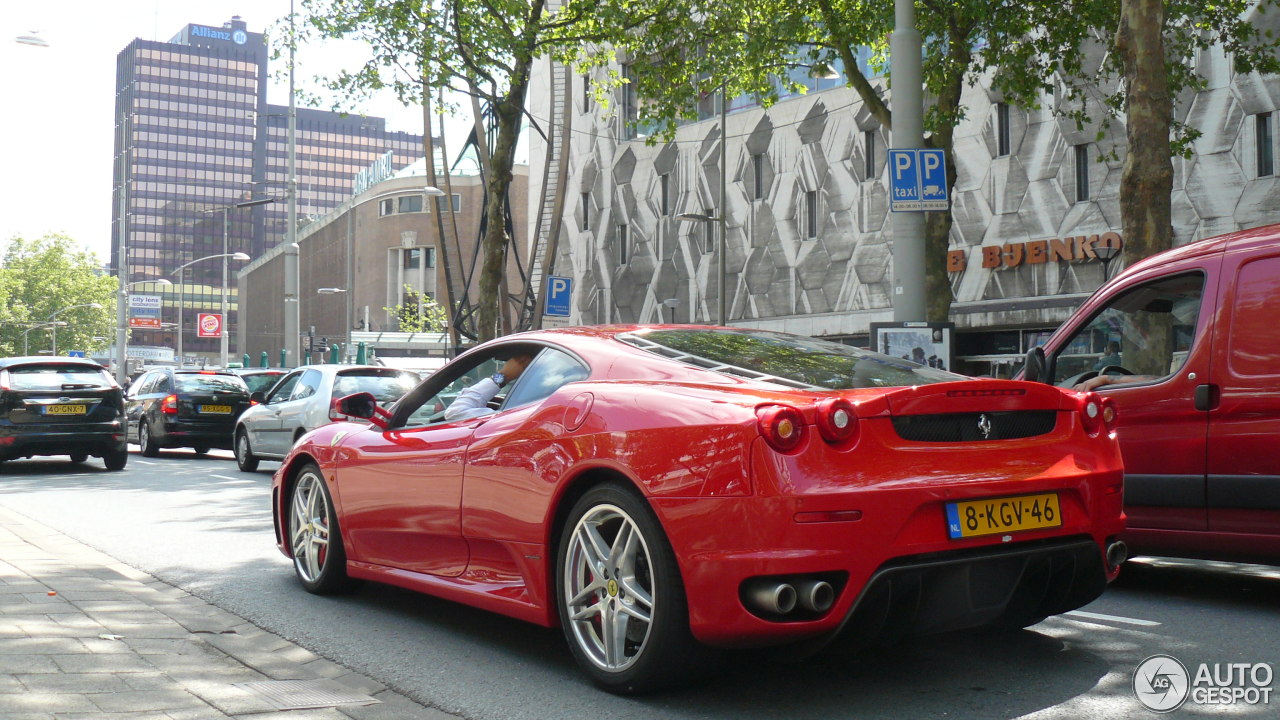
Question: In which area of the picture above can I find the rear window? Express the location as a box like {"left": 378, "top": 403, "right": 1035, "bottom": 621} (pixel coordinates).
{"left": 175, "top": 374, "right": 249, "bottom": 394}
{"left": 332, "top": 370, "right": 418, "bottom": 402}
{"left": 5, "top": 365, "right": 113, "bottom": 391}
{"left": 619, "top": 328, "right": 962, "bottom": 389}
{"left": 240, "top": 372, "right": 285, "bottom": 394}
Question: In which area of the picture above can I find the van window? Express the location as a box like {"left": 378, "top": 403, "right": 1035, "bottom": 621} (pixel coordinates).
{"left": 1228, "top": 256, "right": 1280, "bottom": 377}
{"left": 1050, "top": 273, "right": 1205, "bottom": 385}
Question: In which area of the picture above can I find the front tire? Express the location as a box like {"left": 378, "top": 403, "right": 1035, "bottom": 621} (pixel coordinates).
{"left": 556, "top": 483, "right": 705, "bottom": 694}
{"left": 287, "top": 463, "right": 352, "bottom": 594}
{"left": 139, "top": 422, "right": 159, "bottom": 457}
{"left": 235, "top": 430, "right": 259, "bottom": 472}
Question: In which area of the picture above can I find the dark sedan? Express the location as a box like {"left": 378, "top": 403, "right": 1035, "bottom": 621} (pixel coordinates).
{"left": 126, "top": 368, "right": 251, "bottom": 456}
{"left": 0, "top": 356, "right": 128, "bottom": 470}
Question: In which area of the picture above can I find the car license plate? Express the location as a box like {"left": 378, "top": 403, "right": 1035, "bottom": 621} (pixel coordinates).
{"left": 45, "top": 404, "right": 87, "bottom": 415}
{"left": 199, "top": 405, "right": 233, "bottom": 414}
{"left": 945, "top": 492, "right": 1062, "bottom": 539}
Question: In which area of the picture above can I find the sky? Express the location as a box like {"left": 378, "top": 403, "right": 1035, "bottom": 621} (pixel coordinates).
{"left": 0, "top": 0, "right": 475, "bottom": 263}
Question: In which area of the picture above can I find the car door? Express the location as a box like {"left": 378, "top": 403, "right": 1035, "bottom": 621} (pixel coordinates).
{"left": 335, "top": 374, "right": 485, "bottom": 577}
{"left": 145, "top": 373, "right": 176, "bottom": 443}
{"left": 1046, "top": 267, "right": 1219, "bottom": 532}
{"left": 1206, "top": 241, "right": 1280, "bottom": 538}
{"left": 275, "top": 368, "right": 324, "bottom": 446}
{"left": 250, "top": 371, "right": 303, "bottom": 456}
{"left": 125, "top": 372, "right": 157, "bottom": 443}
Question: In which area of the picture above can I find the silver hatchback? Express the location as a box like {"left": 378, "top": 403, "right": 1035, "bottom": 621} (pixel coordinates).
{"left": 233, "top": 365, "right": 418, "bottom": 471}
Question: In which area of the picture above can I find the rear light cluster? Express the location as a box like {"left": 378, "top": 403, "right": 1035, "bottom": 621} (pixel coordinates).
{"left": 756, "top": 400, "right": 860, "bottom": 453}
{"left": 161, "top": 394, "right": 179, "bottom": 415}
{"left": 1079, "top": 392, "right": 1118, "bottom": 436}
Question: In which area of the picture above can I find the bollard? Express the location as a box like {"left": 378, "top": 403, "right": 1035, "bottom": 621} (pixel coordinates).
{"left": 242, "top": 353, "right": 250, "bottom": 368}
{"left": 330, "top": 344, "right": 340, "bottom": 364}
{"left": 356, "top": 342, "right": 367, "bottom": 364}
{"left": 260, "top": 351, "right": 269, "bottom": 368}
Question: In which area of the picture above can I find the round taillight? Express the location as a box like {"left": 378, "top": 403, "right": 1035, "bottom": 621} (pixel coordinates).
{"left": 815, "top": 398, "right": 858, "bottom": 444}
{"left": 1100, "top": 396, "right": 1118, "bottom": 431}
{"left": 1080, "top": 392, "right": 1104, "bottom": 435}
{"left": 756, "top": 405, "right": 805, "bottom": 453}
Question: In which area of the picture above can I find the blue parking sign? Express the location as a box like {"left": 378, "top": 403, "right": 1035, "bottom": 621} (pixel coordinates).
{"left": 889, "top": 149, "right": 949, "bottom": 212}
{"left": 544, "top": 276, "right": 572, "bottom": 317}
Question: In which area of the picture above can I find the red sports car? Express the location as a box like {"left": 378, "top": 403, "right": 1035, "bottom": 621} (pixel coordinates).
{"left": 271, "top": 325, "right": 1126, "bottom": 693}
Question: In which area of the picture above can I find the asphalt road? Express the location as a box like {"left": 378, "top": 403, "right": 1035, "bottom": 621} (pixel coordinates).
{"left": 1, "top": 450, "right": 1277, "bottom": 719}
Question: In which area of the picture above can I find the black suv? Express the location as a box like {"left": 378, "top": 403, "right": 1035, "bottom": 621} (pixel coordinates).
{"left": 126, "top": 368, "right": 251, "bottom": 456}
{"left": 0, "top": 357, "right": 128, "bottom": 470}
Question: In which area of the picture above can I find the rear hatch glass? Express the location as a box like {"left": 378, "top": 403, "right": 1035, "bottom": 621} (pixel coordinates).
{"left": 332, "top": 370, "right": 419, "bottom": 402}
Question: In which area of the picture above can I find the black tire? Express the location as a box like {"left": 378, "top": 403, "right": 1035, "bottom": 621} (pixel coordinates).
{"left": 555, "top": 483, "right": 708, "bottom": 694}
{"left": 287, "top": 463, "right": 353, "bottom": 594}
{"left": 103, "top": 448, "right": 128, "bottom": 471}
{"left": 139, "top": 422, "right": 160, "bottom": 457}
{"left": 69, "top": 454, "right": 88, "bottom": 464}
{"left": 193, "top": 446, "right": 210, "bottom": 455}
{"left": 234, "top": 430, "right": 260, "bottom": 472}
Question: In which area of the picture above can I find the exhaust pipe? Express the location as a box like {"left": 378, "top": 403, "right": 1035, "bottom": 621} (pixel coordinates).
{"left": 1106, "top": 540, "right": 1128, "bottom": 570}
{"left": 744, "top": 579, "right": 797, "bottom": 615}
{"left": 794, "top": 579, "right": 835, "bottom": 613}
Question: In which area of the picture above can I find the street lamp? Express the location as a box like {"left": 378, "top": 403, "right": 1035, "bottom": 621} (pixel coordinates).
{"left": 21, "top": 322, "right": 66, "bottom": 356}
{"left": 1095, "top": 243, "right": 1121, "bottom": 282}
{"left": 174, "top": 252, "right": 251, "bottom": 365}
{"left": 47, "top": 303, "right": 103, "bottom": 356}
{"left": 202, "top": 197, "right": 275, "bottom": 367}
{"left": 678, "top": 211, "right": 723, "bottom": 324}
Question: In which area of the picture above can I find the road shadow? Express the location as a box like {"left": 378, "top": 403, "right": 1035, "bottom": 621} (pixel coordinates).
{"left": 1112, "top": 556, "right": 1280, "bottom": 612}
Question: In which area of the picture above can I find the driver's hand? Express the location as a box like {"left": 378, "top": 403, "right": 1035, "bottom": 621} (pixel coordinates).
{"left": 1074, "top": 375, "right": 1113, "bottom": 392}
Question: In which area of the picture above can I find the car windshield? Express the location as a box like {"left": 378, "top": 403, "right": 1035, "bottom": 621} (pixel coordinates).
{"left": 620, "top": 328, "right": 963, "bottom": 389}
{"left": 175, "top": 374, "right": 248, "bottom": 394}
{"left": 332, "top": 370, "right": 419, "bottom": 402}
{"left": 6, "top": 365, "right": 112, "bottom": 391}
{"left": 240, "top": 373, "right": 284, "bottom": 394}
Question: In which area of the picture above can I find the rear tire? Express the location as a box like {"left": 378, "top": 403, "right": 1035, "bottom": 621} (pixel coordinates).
{"left": 235, "top": 430, "right": 259, "bottom": 472}
{"left": 69, "top": 454, "right": 88, "bottom": 464}
{"left": 139, "top": 422, "right": 159, "bottom": 457}
{"left": 103, "top": 448, "right": 128, "bottom": 471}
{"left": 556, "top": 483, "right": 709, "bottom": 694}
{"left": 287, "top": 463, "right": 352, "bottom": 594}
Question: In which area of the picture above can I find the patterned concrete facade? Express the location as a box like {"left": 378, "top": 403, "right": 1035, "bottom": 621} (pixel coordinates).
{"left": 526, "top": 41, "right": 1280, "bottom": 357}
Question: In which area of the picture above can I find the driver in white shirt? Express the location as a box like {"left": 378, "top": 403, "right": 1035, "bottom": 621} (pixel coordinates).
{"left": 444, "top": 352, "right": 535, "bottom": 421}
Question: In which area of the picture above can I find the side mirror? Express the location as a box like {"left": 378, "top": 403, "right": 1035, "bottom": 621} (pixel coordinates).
{"left": 1023, "top": 347, "right": 1047, "bottom": 383}
{"left": 250, "top": 391, "right": 266, "bottom": 404}
{"left": 337, "top": 392, "right": 378, "bottom": 419}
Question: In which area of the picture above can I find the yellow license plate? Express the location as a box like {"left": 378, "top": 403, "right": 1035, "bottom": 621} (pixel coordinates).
{"left": 199, "top": 405, "right": 233, "bottom": 414}
{"left": 46, "top": 404, "right": 87, "bottom": 415}
{"left": 946, "top": 492, "right": 1062, "bottom": 539}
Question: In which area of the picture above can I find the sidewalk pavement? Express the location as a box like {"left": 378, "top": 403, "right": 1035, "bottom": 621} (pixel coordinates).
{"left": 0, "top": 505, "right": 460, "bottom": 719}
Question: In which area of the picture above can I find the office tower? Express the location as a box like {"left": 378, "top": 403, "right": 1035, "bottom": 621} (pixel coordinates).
{"left": 111, "top": 16, "right": 422, "bottom": 361}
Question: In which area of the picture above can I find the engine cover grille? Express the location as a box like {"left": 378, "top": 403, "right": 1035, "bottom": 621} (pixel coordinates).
{"left": 892, "top": 410, "right": 1057, "bottom": 442}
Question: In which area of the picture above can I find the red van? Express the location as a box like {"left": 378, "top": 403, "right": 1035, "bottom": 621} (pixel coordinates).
{"left": 1025, "top": 223, "right": 1280, "bottom": 564}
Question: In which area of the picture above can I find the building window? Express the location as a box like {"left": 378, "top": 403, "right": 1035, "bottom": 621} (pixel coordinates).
{"left": 424, "top": 246, "right": 436, "bottom": 268}
{"left": 403, "top": 248, "right": 421, "bottom": 269}
{"left": 621, "top": 64, "right": 639, "bottom": 140}
{"left": 864, "top": 130, "right": 876, "bottom": 179}
{"left": 802, "top": 190, "right": 818, "bottom": 239}
{"left": 433, "top": 193, "right": 462, "bottom": 213}
{"left": 398, "top": 195, "right": 423, "bottom": 213}
{"left": 996, "top": 102, "right": 1010, "bottom": 157}
{"left": 1074, "top": 144, "right": 1089, "bottom": 202}
{"left": 582, "top": 73, "right": 590, "bottom": 112}
{"left": 660, "top": 174, "right": 670, "bottom": 216}
{"left": 1258, "top": 113, "right": 1275, "bottom": 177}
{"left": 618, "top": 223, "right": 629, "bottom": 265}
{"left": 581, "top": 192, "right": 591, "bottom": 231}
{"left": 379, "top": 198, "right": 393, "bottom": 216}
{"left": 752, "top": 154, "right": 764, "bottom": 200}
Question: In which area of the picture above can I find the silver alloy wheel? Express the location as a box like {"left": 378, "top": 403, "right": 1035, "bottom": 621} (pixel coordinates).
{"left": 236, "top": 432, "right": 255, "bottom": 465}
{"left": 290, "top": 470, "right": 331, "bottom": 583}
{"left": 563, "top": 503, "right": 656, "bottom": 673}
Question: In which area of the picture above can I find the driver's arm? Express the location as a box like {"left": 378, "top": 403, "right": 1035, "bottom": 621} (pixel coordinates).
{"left": 444, "top": 377, "right": 502, "bottom": 421}
{"left": 1074, "top": 373, "right": 1157, "bottom": 392}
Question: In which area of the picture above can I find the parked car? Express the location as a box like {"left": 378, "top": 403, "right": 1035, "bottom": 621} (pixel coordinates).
{"left": 1024, "top": 221, "right": 1280, "bottom": 565}
{"left": 270, "top": 325, "right": 1126, "bottom": 693}
{"left": 230, "top": 367, "right": 289, "bottom": 395}
{"left": 125, "top": 368, "right": 251, "bottom": 456}
{"left": 0, "top": 357, "right": 128, "bottom": 470}
{"left": 234, "top": 365, "right": 418, "bottom": 471}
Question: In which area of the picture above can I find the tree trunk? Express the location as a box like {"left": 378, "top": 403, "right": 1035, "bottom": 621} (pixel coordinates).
{"left": 924, "top": 43, "right": 966, "bottom": 324}
{"left": 1115, "top": 0, "right": 1174, "bottom": 263}
{"left": 477, "top": 89, "right": 529, "bottom": 341}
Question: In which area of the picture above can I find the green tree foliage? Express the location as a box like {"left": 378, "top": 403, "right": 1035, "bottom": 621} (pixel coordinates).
{"left": 610, "top": 0, "right": 1280, "bottom": 321}
{"left": 384, "top": 284, "right": 448, "bottom": 332}
{"left": 288, "top": 0, "right": 655, "bottom": 341}
{"left": 0, "top": 234, "right": 117, "bottom": 357}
